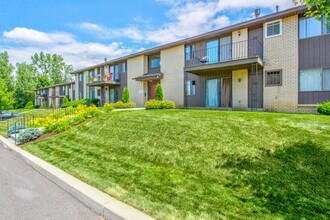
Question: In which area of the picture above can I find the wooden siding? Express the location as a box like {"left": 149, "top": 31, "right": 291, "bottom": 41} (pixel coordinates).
{"left": 299, "top": 34, "right": 330, "bottom": 69}
{"left": 299, "top": 91, "right": 330, "bottom": 104}
{"left": 299, "top": 34, "right": 330, "bottom": 104}
{"left": 185, "top": 71, "right": 232, "bottom": 107}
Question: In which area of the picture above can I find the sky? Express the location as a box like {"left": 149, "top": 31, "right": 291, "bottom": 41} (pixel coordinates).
{"left": 0, "top": 0, "right": 297, "bottom": 70}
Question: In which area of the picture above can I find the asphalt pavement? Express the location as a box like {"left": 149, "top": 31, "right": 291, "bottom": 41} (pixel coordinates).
{"left": 0, "top": 146, "right": 98, "bottom": 220}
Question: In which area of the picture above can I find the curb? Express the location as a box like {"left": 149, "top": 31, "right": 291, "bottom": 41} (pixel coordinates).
{"left": 0, "top": 136, "right": 154, "bottom": 220}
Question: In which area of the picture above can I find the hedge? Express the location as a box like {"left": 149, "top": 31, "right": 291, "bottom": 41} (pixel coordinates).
{"left": 144, "top": 99, "right": 175, "bottom": 109}
{"left": 317, "top": 101, "right": 330, "bottom": 115}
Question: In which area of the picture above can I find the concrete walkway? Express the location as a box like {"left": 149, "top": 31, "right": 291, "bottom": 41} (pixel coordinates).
{"left": 0, "top": 146, "right": 97, "bottom": 220}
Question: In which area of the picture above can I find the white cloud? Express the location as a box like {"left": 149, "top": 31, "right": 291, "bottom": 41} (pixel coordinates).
{"left": 2, "top": 27, "right": 134, "bottom": 69}
{"left": 72, "top": 0, "right": 295, "bottom": 45}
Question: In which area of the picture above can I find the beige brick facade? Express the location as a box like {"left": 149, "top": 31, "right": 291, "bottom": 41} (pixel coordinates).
{"left": 127, "top": 55, "right": 147, "bottom": 107}
{"left": 232, "top": 69, "right": 248, "bottom": 110}
{"left": 263, "top": 15, "right": 300, "bottom": 112}
{"left": 160, "top": 45, "right": 185, "bottom": 107}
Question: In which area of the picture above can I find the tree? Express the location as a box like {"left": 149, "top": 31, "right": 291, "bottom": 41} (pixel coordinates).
{"left": 122, "top": 87, "right": 130, "bottom": 103}
{"left": 155, "top": 84, "right": 163, "bottom": 101}
{"left": 14, "top": 63, "right": 37, "bottom": 108}
{"left": 0, "top": 51, "right": 14, "bottom": 91}
{"left": 294, "top": 0, "right": 330, "bottom": 25}
{"left": 0, "top": 80, "right": 14, "bottom": 111}
{"left": 31, "top": 52, "right": 73, "bottom": 88}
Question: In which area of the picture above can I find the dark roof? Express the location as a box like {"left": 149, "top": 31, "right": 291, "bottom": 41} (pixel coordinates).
{"left": 34, "top": 81, "right": 75, "bottom": 91}
{"left": 71, "top": 5, "right": 307, "bottom": 74}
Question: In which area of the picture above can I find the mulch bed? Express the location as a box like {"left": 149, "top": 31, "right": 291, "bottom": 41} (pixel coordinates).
{"left": 24, "top": 132, "right": 56, "bottom": 145}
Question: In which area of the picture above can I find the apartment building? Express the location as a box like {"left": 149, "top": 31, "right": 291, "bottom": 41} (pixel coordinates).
{"left": 35, "top": 81, "right": 75, "bottom": 108}
{"left": 36, "top": 6, "right": 330, "bottom": 113}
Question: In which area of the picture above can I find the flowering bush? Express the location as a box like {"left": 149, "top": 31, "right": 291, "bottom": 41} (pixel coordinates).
{"left": 31, "top": 104, "right": 102, "bottom": 133}
{"left": 103, "top": 103, "right": 115, "bottom": 113}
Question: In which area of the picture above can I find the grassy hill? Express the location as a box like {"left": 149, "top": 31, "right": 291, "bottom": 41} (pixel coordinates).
{"left": 22, "top": 110, "right": 330, "bottom": 219}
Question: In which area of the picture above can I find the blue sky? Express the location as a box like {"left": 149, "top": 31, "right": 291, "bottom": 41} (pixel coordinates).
{"left": 0, "top": 0, "right": 296, "bottom": 69}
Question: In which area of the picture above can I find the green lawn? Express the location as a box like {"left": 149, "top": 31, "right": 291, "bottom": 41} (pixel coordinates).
{"left": 22, "top": 110, "right": 330, "bottom": 219}
{"left": 0, "top": 109, "right": 53, "bottom": 136}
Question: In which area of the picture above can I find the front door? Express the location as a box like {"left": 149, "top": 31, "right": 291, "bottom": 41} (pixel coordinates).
{"left": 248, "top": 70, "right": 263, "bottom": 109}
{"left": 148, "top": 81, "right": 159, "bottom": 100}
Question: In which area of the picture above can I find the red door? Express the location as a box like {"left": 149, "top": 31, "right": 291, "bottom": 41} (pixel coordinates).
{"left": 151, "top": 84, "right": 157, "bottom": 99}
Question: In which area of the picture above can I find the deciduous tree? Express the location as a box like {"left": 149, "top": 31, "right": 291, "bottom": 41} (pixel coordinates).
{"left": 294, "top": 0, "right": 330, "bottom": 25}
{"left": 0, "top": 51, "right": 14, "bottom": 91}
{"left": 14, "top": 63, "right": 37, "bottom": 108}
{"left": 31, "top": 52, "right": 73, "bottom": 88}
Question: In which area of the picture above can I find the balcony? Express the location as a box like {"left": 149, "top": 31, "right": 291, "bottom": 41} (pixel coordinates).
{"left": 59, "top": 90, "right": 67, "bottom": 97}
{"left": 185, "top": 39, "right": 263, "bottom": 74}
{"left": 87, "top": 74, "right": 120, "bottom": 87}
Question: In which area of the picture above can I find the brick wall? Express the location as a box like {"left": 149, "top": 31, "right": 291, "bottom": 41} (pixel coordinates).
{"left": 263, "top": 15, "right": 300, "bottom": 112}
{"left": 160, "top": 45, "right": 185, "bottom": 107}
{"left": 127, "top": 55, "right": 146, "bottom": 107}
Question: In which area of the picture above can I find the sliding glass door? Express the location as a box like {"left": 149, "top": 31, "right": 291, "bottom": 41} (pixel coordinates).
{"left": 206, "top": 79, "right": 220, "bottom": 107}
{"left": 206, "top": 78, "right": 231, "bottom": 107}
{"left": 206, "top": 40, "right": 219, "bottom": 64}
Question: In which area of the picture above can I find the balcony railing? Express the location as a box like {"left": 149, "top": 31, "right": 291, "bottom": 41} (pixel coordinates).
{"left": 185, "top": 39, "right": 263, "bottom": 67}
{"left": 89, "top": 73, "right": 120, "bottom": 84}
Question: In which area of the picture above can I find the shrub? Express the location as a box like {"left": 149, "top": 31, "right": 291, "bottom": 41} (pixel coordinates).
{"left": 145, "top": 99, "right": 175, "bottom": 109}
{"left": 62, "top": 97, "right": 69, "bottom": 106}
{"left": 25, "top": 101, "right": 34, "bottom": 109}
{"left": 7, "top": 123, "right": 27, "bottom": 136}
{"left": 114, "top": 101, "right": 136, "bottom": 108}
{"left": 17, "top": 128, "right": 42, "bottom": 145}
{"left": 86, "top": 98, "right": 99, "bottom": 107}
{"left": 85, "top": 104, "right": 101, "bottom": 117}
{"left": 317, "top": 101, "right": 330, "bottom": 115}
{"left": 103, "top": 102, "right": 115, "bottom": 113}
{"left": 44, "top": 117, "right": 71, "bottom": 133}
{"left": 122, "top": 87, "right": 130, "bottom": 103}
{"left": 155, "top": 84, "right": 163, "bottom": 101}
{"left": 62, "top": 98, "right": 99, "bottom": 108}
{"left": 161, "top": 100, "right": 176, "bottom": 109}
{"left": 62, "top": 99, "right": 87, "bottom": 108}
{"left": 34, "top": 104, "right": 40, "bottom": 109}
{"left": 50, "top": 103, "right": 54, "bottom": 109}
{"left": 42, "top": 102, "right": 46, "bottom": 109}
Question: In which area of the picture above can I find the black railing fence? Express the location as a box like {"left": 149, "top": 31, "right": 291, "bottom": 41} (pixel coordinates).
{"left": 185, "top": 39, "right": 263, "bottom": 67}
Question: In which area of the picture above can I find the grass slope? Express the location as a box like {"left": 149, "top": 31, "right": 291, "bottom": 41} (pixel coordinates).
{"left": 22, "top": 110, "right": 330, "bottom": 219}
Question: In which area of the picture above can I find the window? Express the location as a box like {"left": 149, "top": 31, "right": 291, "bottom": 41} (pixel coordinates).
{"left": 89, "top": 89, "right": 95, "bottom": 99}
{"left": 185, "top": 45, "right": 194, "bottom": 61}
{"left": 109, "top": 64, "right": 119, "bottom": 81}
{"left": 79, "top": 73, "right": 83, "bottom": 81}
{"left": 300, "top": 68, "right": 330, "bottom": 91}
{"left": 97, "top": 89, "right": 101, "bottom": 96}
{"left": 265, "top": 70, "right": 282, "bottom": 86}
{"left": 265, "top": 20, "right": 282, "bottom": 38}
{"left": 299, "top": 15, "right": 330, "bottom": 39}
{"left": 122, "top": 62, "right": 127, "bottom": 72}
{"left": 185, "top": 80, "right": 196, "bottom": 96}
{"left": 149, "top": 55, "right": 160, "bottom": 68}
{"left": 79, "top": 92, "right": 83, "bottom": 99}
{"left": 89, "top": 70, "right": 95, "bottom": 77}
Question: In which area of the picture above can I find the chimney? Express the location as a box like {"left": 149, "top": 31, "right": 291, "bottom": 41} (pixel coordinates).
{"left": 276, "top": 5, "right": 279, "bottom": 13}
{"left": 255, "top": 9, "right": 260, "bottom": 18}
{"left": 104, "top": 58, "right": 107, "bottom": 62}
